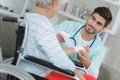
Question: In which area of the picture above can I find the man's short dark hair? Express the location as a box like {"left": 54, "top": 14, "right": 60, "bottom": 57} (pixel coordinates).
{"left": 91, "top": 7, "right": 112, "bottom": 27}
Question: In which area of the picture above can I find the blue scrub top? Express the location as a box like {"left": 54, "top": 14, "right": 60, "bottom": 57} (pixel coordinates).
{"left": 54, "top": 20, "right": 105, "bottom": 69}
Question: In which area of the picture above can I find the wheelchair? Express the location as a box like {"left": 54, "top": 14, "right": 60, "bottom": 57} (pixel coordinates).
{"left": 1, "top": 16, "right": 95, "bottom": 80}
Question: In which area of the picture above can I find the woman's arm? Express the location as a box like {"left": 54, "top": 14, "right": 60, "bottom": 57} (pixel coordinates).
{"left": 63, "top": 47, "right": 75, "bottom": 55}
{"left": 63, "top": 46, "right": 85, "bottom": 55}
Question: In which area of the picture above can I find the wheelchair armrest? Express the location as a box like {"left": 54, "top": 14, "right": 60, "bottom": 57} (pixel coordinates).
{"left": 24, "top": 55, "right": 74, "bottom": 76}
{"left": 2, "top": 17, "right": 18, "bottom": 22}
{"left": 72, "top": 60, "right": 84, "bottom": 68}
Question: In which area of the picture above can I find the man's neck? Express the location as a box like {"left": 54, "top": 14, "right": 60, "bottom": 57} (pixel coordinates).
{"left": 81, "top": 27, "right": 96, "bottom": 41}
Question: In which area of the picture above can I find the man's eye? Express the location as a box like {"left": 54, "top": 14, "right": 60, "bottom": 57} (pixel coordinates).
{"left": 91, "top": 16, "right": 95, "bottom": 20}
{"left": 97, "top": 22, "right": 103, "bottom": 26}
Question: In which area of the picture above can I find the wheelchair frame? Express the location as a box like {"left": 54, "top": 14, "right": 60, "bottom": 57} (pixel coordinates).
{"left": 2, "top": 16, "right": 82, "bottom": 80}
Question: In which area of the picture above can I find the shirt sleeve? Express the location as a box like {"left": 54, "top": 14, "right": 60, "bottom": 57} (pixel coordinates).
{"left": 54, "top": 20, "right": 71, "bottom": 33}
{"left": 87, "top": 62, "right": 99, "bottom": 78}
{"left": 35, "top": 24, "right": 76, "bottom": 71}
{"left": 91, "top": 40, "right": 105, "bottom": 69}
{"left": 88, "top": 36, "right": 106, "bottom": 78}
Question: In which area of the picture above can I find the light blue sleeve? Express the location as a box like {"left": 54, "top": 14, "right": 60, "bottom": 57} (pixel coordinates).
{"left": 54, "top": 20, "right": 73, "bottom": 33}
{"left": 54, "top": 20, "right": 84, "bottom": 47}
{"left": 90, "top": 35, "right": 105, "bottom": 69}
{"left": 54, "top": 20, "right": 83, "bottom": 34}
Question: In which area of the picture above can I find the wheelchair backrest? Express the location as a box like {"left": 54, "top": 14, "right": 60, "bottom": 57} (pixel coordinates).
{"left": 12, "top": 25, "right": 25, "bottom": 65}
{"left": 2, "top": 16, "right": 27, "bottom": 65}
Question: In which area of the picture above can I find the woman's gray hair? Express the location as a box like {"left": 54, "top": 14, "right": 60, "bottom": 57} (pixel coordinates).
{"left": 33, "top": 0, "right": 64, "bottom": 8}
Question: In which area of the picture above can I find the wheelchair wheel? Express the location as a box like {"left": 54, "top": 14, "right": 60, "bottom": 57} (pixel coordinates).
{"left": 0, "top": 64, "right": 35, "bottom": 80}
{"left": 2, "top": 57, "right": 13, "bottom": 64}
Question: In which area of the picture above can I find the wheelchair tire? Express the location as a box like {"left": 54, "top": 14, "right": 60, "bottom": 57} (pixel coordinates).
{"left": 0, "top": 63, "right": 35, "bottom": 80}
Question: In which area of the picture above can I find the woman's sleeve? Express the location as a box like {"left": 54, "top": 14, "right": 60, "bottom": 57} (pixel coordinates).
{"left": 35, "top": 26, "right": 76, "bottom": 71}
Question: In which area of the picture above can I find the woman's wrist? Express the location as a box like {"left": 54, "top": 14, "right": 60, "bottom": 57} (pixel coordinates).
{"left": 74, "top": 68, "right": 85, "bottom": 80}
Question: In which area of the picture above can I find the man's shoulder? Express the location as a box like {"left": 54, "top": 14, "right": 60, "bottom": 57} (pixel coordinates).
{"left": 59, "top": 20, "right": 84, "bottom": 29}
{"left": 62, "top": 20, "right": 83, "bottom": 25}
{"left": 55, "top": 20, "right": 84, "bottom": 33}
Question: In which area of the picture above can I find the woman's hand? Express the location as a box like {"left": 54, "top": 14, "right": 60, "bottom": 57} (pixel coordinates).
{"left": 56, "top": 33, "right": 65, "bottom": 43}
{"left": 74, "top": 69, "right": 86, "bottom": 80}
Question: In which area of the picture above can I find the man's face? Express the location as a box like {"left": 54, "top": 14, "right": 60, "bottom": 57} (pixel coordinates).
{"left": 85, "top": 13, "right": 106, "bottom": 34}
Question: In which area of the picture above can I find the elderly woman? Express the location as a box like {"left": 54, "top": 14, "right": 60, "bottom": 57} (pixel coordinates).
{"left": 17, "top": 0, "right": 85, "bottom": 80}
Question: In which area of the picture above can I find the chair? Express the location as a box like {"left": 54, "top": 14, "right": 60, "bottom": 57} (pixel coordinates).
{"left": 2, "top": 16, "right": 79, "bottom": 80}
{"left": 0, "top": 63, "right": 35, "bottom": 80}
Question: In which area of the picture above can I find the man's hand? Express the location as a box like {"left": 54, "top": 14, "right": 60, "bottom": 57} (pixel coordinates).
{"left": 77, "top": 45, "right": 91, "bottom": 69}
{"left": 57, "top": 33, "right": 65, "bottom": 43}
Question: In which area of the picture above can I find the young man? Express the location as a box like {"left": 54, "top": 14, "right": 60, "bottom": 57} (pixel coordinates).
{"left": 55, "top": 7, "right": 112, "bottom": 78}
{"left": 18, "top": 0, "right": 85, "bottom": 80}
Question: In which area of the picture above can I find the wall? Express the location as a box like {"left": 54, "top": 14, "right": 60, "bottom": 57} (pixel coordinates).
{"left": 97, "top": 63, "right": 120, "bottom": 80}
{"left": 105, "top": 33, "right": 120, "bottom": 71}
{"left": 104, "top": 28, "right": 120, "bottom": 72}
{"left": 100, "top": 24, "right": 120, "bottom": 80}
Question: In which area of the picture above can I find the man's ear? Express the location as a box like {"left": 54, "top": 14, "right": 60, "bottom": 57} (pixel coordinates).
{"left": 52, "top": 0, "right": 58, "bottom": 7}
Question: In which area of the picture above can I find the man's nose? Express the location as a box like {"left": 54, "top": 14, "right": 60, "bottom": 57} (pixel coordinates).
{"left": 91, "top": 21, "right": 97, "bottom": 26}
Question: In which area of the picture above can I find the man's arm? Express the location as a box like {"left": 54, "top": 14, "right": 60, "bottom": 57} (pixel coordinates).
{"left": 77, "top": 46, "right": 99, "bottom": 78}
{"left": 57, "top": 33, "right": 91, "bottom": 68}
{"left": 57, "top": 33, "right": 86, "bottom": 55}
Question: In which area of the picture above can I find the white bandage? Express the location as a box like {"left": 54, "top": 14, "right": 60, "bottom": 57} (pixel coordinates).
{"left": 60, "top": 31, "right": 74, "bottom": 47}
{"left": 74, "top": 46, "right": 85, "bottom": 53}
{"left": 60, "top": 31, "right": 70, "bottom": 37}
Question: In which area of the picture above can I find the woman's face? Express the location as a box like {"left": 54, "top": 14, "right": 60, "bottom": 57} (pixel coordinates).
{"left": 85, "top": 13, "right": 106, "bottom": 34}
